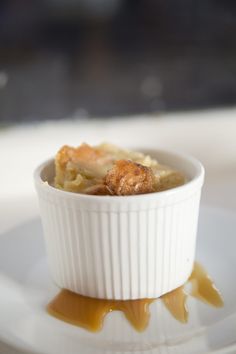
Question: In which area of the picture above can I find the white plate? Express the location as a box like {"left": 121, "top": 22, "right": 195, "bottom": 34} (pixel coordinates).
{"left": 0, "top": 206, "right": 236, "bottom": 354}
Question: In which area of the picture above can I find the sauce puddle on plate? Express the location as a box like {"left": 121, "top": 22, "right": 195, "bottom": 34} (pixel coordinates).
{"left": 47, "top": 262, "right": 223, "bottom": 332}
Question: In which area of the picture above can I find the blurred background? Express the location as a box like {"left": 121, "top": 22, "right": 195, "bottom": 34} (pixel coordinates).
{"left": 1, "top": 0, "right": 236, "bottom": 123}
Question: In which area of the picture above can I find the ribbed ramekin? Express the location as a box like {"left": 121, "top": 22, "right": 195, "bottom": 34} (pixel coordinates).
{"left": 34, "top": 149, "right": 204, "bottom": 300}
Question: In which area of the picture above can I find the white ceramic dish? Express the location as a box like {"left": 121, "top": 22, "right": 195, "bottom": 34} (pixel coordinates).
{"left": 0, "top": 206, "right": 235, "bottom": 354}
{"left": 34, "top": 149, "right": 204, "bottom": 300}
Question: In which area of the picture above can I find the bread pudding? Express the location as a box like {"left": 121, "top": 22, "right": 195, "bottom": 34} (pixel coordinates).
{"left": 54, "top": 143, "right": 185, "bottom": 195}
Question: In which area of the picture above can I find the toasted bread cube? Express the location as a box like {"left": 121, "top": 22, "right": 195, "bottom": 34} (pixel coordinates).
{"left": 105, "top": 159, "right": 156, "bottom": 196}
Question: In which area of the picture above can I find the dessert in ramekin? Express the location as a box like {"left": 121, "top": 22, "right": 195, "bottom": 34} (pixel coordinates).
{"left": 34, "top": 144, "right": 204, "bottom": 300}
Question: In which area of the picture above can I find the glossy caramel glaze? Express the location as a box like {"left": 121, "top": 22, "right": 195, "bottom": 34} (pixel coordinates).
{"left": 161, "top": 286, "right": 188, "bottom": 323}
{"left": 189, "top": 262, "right": 224, "bottom": 307}
{"left": 47, "top": 262, "right": 223, "bottom": 332}
{"left": 47, "top": 291, "right": 154, "bottom": 332}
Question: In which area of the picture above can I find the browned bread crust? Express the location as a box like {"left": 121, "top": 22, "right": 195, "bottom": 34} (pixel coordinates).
{"left": 105, "top": 159, "right": 156, "bottom": 196}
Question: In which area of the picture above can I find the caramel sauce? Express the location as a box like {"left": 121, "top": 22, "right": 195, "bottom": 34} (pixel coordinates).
{"left": 47, "top": 262, "right": 223, "bottom": 332}
{"left": 162, "top": 286, "right": 188, "bottom": 323}
{"left": 189, "top": 262, "right": 224, "bottom": 307}
{"left": 47, "top": 291, "right": 154, "bottom": 332}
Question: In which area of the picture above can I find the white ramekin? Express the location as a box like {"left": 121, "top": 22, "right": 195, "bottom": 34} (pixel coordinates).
{"left": 34, "top": 149, "right": 204, "bottom": 300}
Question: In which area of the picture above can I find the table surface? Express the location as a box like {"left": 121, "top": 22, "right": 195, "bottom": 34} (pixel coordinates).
{"left": 0, "top": 109, "right": 236, "bottom": 353}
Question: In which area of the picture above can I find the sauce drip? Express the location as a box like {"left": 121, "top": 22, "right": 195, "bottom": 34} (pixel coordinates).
{"left": 47, "top": 291, "right": 154, "bottom": 332}
{"left": 47, "top": 262, "right": 223, "bottom": 332}
{"left": 189, "top": 262, "right": 224, "bottom": 307}
{"left": 162, "top": 286, "right": 188, "bottom": 323}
